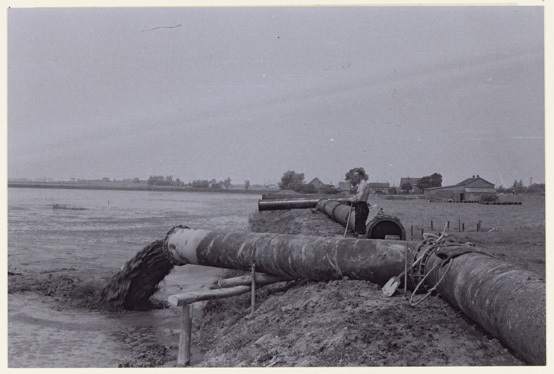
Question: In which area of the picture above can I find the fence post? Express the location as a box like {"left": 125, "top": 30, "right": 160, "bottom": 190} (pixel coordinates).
{"left": 251, "top": 263, "right": 256, "bottom": 314}
{"left": 404, "top": 242, "right": 408, "bottom": 296}
{"left": 177, "top": 304, "right": 193, "bottom": 366}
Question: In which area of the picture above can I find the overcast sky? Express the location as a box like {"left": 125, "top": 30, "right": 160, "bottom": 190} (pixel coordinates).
{"left": 7, "top": 5, "right": 544, "bottom": 187}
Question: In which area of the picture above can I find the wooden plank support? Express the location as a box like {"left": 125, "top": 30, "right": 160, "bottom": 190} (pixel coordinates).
{"left": 170, "top": 286, "right": 251, "bottom": 367}
{"left": 217, "top": 273, "right": 296, "bottom": 288}
{"left": 169, "top": 276, "right": 291, "bottom": 366}
{"left": 168, "top": 285, "right": 252, "bottom": 307}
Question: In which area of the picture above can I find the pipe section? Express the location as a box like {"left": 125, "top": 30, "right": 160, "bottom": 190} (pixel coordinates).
{"left": 163, "top": 227, "right": 408, "bottom": 285}
{"left": 424, "top": 251, "right": 545, "bottom": 365}
{"left": 257, "top": 198, "right": 406, "bottom": 240}
{"left": 258, "top": 197, "right": 351, "bottom": 211}
{"left": 258, "top": 199, "right": 321, "bottom": 211}
{"left": 316, "top": 199, "right": 406, "bottom": 240}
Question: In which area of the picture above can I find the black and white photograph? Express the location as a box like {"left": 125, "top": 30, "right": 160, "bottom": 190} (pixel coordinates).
{"left": 4, "top": 0, "right": 548, "bottom": 369}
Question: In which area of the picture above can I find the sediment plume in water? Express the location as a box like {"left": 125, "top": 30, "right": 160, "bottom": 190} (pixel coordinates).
{"left": 98, "top": 240, "right": 174, "bottom": 311}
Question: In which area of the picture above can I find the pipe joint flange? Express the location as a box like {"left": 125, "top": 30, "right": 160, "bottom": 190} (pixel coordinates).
{"left": 163, "top": 225, "right": 191, "bottom": 265}
{"left": 408, "top": 235, "right": 474, "bottom": 292}
{"left": 408, "top": 237, "right": 444, "bottom": 292}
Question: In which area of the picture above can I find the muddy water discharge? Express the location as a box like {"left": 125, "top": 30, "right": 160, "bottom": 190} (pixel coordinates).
{"left": 99, "top": 240, "right": 175, "bottom": 311}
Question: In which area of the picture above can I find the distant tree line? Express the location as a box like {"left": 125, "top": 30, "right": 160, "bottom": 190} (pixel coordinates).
{"left": 401, "top": 173, "right": 443, "bottom": 194}
{"left": 145, "top": 176, "right": 253, "bottom": 191}
{"left": 128, "top": 173, "right": 547, "bottom": 196}
{"left": 417, "top": 173, "right": 443, "bottom": 191}
{"left": 497, "top": 180, "right": 545, "bottom": 195}
{"left": 191, "top": 177, "right": 232, "bottom": 189}
{"left": 147, "top": 175, "right": 185, "bottom": 187}
{"left": 278, "top": 170, "right": 338, "bottom": 194}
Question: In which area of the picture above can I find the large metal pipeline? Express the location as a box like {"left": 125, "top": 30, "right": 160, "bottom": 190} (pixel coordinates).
{"left": 316, "top": 199, "right": 407, "bottom": 240}
{"left": 257, "top": 199, "right": 322, "bottom": 211}
{"left": 424, "top": 250, "right": 545, "bottom": 365}
{"left": 258, "top": 198, "right": 406, "bottom": 240}
{"left": 162, "top": 227, "right": 545, "bottom": 365}
{"left": 163, "top": 226, "right": 408, "bottom": 284}
{"left": 257, "top": 197, "right": 351, "bottom": 211}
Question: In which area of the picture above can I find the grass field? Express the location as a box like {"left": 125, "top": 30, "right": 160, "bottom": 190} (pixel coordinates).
{"left": 371, "top": 193, "right": 546, "bottom": 277}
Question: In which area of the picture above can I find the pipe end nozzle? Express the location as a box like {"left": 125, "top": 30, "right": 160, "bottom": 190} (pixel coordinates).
{"left": 163, "top": 225, "right": 191, "bottom": 266}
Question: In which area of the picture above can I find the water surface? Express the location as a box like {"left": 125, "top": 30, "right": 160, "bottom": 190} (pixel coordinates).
{"left": 8, "top": 187, "right": 261, "bottom": 367}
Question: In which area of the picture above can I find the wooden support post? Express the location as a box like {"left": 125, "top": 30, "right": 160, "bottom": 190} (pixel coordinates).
{"left": 410, "top": 225, "right": 413, "bottom": 240}
{"left": 169, "top": 283, "right": 283, "bottom": 366}
{"left": 177, "top": 304, "right": 193, "bottom": 366}
{"left": 421, "top": 229, "right": 424, "bottom": 239}
{"left": 477, "top": 220, "right": 482, "bottom": 232}
{"left": 447, "top": 221, "right": 450, "bottom": 230}
{"left": 431, "top": 221, "right": 434, "bottom": 231}
{"left": 251, "top": 263, "right": 256, "bottom": 314}
{"left": 403, "top": 242, "right": 408, "bottom": 296}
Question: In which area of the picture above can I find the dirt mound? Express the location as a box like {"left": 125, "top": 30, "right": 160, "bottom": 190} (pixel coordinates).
{"left": 192, "top": 278, "right": 522, "bottom": 366}
{"left": 249, "top": 209, "right": 345, "bottom": 237}
{"left": 118, "top": 344, "right": 175, "bottom": 368}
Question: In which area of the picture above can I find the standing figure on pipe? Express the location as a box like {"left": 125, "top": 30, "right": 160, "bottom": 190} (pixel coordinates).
{"left": 345, "top": 167, "right": 371, "bottom": 237}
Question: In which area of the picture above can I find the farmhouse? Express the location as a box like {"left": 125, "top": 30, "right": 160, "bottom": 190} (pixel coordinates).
{"left": 307, "top": 177, "right": 326, "bottom": 190}
{"left": 425, "top": 175, "right": 496, "bottom": 202}
{"left": 367, "top": 182, "right": 390, "bottom": 194}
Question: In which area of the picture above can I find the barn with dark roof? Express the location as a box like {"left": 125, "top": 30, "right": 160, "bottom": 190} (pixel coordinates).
{"left": 307, "top": 177, "right": 326, "bottom": 190}
{"left": 425, "top": 175, "right": 496, "bottom": 202}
